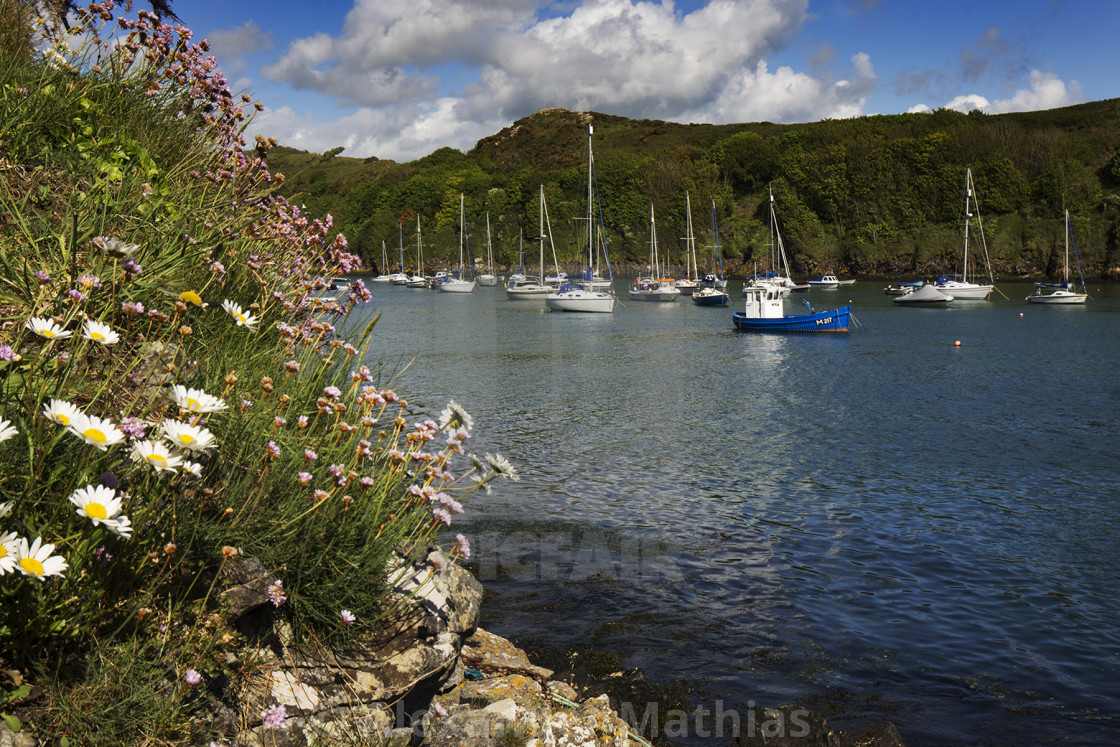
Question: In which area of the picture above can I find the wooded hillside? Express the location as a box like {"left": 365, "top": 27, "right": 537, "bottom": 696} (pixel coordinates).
{"left": 266, "top": 101, "right": 1120, "bottom": 279}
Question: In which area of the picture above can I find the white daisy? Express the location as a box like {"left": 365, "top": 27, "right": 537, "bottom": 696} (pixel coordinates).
{"left": 0, "top": 501, "right": 12, "bottom": 519}
{"left": 81, "top": 319, "right": 120, "bottom": 345}
{"left": 221, "top": 300, "right": 258, "bottom": 330}
{"left": 42, "top": 399, "right": 84, "bottom": 428}
{"left": 161, "top": 419, "right": 216, "bottom": 452}
{"left": 69, "top": 414, "right": 125, "bottom": 450}
{"left": 170, "top": 385, "right": 227, "bottom": 414}
{"left": 25, "top": 316, "right": 72, "bottom": 340}
{"left": 438, "top": 400, "right": 474, "bottom": 433}
{"left": 0, "top": 531, "right": 20, "bottom": 575}
{"left": 0, "top": 419, "right": 18, "bottom": 444}
{"left": 105, "top": 515, "right": 132, "bottom": 540}
{"left": 16, "top": 536, "right": 68, "bottom": 580}
{"left": 69, "top": 484, "right": 125, "bottom": 528}
{"left": 92, "top": 236, "right": 140, "bottom": 257}
{"left": 131, "top": 440, "right": 183, "bottom": 473}
{"left": 182, "top": 460, "right": 202, "bottom": 477}
{"left": 484, "top": 453, "right": 519, "bottom": 481}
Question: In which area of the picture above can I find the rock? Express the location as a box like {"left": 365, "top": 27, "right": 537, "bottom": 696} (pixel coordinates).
{"left": 457, "top": 674, "right": 543, "bottom": 710}
{"left": 423, "top": 698, "right": 518, "bottom": 747}
{"left": 387, "top": 548, "right": 483, "bottom": 637}
{"left": 462, "top": 628, "right": 554, "bottom": 681}
{"left": 0, "top": 721, "right": 36, "bottom": 747}
{"left": 220, "top": 556, "right": 275, "bottom": 618}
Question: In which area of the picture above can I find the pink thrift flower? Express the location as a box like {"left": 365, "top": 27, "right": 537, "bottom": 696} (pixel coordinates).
{"left": 261, "top": 703, "right": 288, "bottom": 730}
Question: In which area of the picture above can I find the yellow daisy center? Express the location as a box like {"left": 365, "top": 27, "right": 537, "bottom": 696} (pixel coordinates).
{"left": 57, "top": 414, "right": 70, "bottom": 425}
{"left": 20, "top": 557, "right": 44, "bottom": 576}
{"left": 42, "top": 329, "right": 55, "bottom": 339}
{"left": 0, "top": 546, "right": 6, "bottom": 559}
{"left": 148, "top": 454, "right": 167, "bottom": 467}
{"left": 90, "top": 332, "right": 105, "bottom": 341}
{"left": 86, "top": 502, "right": 108, "bottom": 520}
{"left": 180, "top": 291, "right": 203, "bottom": 306}
{"left": 178, "top": 434, "right": 195, "bottom": 445}
{"left": 235, "top": 313, "right": 246, "bottom": 324}
{"left": 186, "top": 398, "right": 200, "bottom": 411}
{"left": 84, "top": 427, "right": 107, "bottom": 444}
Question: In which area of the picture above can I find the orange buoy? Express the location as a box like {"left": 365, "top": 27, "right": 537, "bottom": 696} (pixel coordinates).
{"left": 954, "top": 340, "right": 961, "bottom": 347}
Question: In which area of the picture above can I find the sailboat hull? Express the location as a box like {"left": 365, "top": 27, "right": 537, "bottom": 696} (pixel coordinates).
{"left": 1026, "top": 290, "right": 1087, "bottom": 304}
{"left": 629, "top": 288, "right": 680, "bottom": 302}
{"left": 437, "top": 279, "right": 476, "bottom": 293}
{"left": 477, "top": 275, "right": 498, "bottom": 287}
{"left": 692, "top": 290, "right": 728, "bottom": 306}
{"left": 933, "top": 281, "right": 992, "bottom": 300}
{"left": 546, "top": 288, "right": 615, "bottom": 313}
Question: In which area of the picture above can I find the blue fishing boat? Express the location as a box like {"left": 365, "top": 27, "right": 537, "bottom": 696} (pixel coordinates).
{"left": 732, "top": 285, "right": 850, "bottom": 332}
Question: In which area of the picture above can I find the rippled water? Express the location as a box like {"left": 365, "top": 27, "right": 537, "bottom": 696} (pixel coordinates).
{"left": 346, "top": 281, "right": 1120, "bottom": 745}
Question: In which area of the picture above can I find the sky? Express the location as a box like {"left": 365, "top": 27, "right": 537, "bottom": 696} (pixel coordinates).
{"left": 165, "top": 0, "right": 1119, "bottom": 162}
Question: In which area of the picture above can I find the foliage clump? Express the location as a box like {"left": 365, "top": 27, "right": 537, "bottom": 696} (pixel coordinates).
{"left": 0, "top": 3, "right": 513, "bottom": 742}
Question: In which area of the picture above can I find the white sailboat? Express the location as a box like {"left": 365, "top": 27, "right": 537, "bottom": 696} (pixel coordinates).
{"left": 546, "top": 125, "right": 615, "bottom": 313}
{"left": 935, "top": 167, "right": 995, "bottom": 300}
{"left": 1027, "top": 210, "right": 1088, "bottom": 305}
{"left": 371, "top": 240, "right": 394, "bottom": 282}
{"left": 477, "top": 213, "right": 498, "bottom": 286}
{"left": 507, "top": 186, "right": 556, "bottom": 299}
{"left": 674, "top": 191, "right": 700, "bottom": 295}
{"left": 745, "top": 187, "right": 800, "bottom": 297}
{"left": 437, "top": 194, "right": 477, "bottom": 293}
{"left": 630, "top": 203, "right": 680, "bottom": 302}
{"left": 389, "top": 225, "right": 409, "bottom": 284}
{"left": 693, "top": 198, "right": 729, "bottom": 306}
{"left": 406, "top": 216, "right": 428, "bottom": 288}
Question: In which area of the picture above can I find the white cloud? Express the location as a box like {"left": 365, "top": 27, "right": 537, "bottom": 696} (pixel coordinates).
{"left": 685, "top": 52, "right": 875, "bottom": 123}
{"left": 935, "top": 70, "right": 1084, "bottom": 116}
{"left": 251, "top": 0, "right": 885, "bottom": 159}
{"left": 944, "top": 93, "right": 991, "bottom": 112}
{"left": 986, "top": 70, "right": 1084, "bottom": 114}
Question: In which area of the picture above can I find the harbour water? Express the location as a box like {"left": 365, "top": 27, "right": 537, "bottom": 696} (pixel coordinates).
{"left": 346, "top": 280, "right": 1120, "bottom": 745}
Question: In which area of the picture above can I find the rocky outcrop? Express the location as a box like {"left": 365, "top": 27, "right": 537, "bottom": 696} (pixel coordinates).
{"left": 193, "top": 549, "right": 639, "bottom": 746}
{"left": 179, "top": 547, "right": 909, "bottom": 746}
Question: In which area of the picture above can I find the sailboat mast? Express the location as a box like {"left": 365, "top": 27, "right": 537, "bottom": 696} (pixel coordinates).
{"left": 486, "top": 213, "right": 493, "bottom": 274}
{"left": 685, "top": 190, "right": 695, "bottom": 280}
{"left": 712, "top": 198, "right": 724, "bottom": 278}
{"left": 538, "top": 185, "right": 545, "bottom": 284}
{"left": 769, "top": 186, "right": 776, "bottom": 274}
{"left": 963, "top": 168, "right": 972, "bottom": 285}
{"left": 1064, "top": 209, "right": 1070, "bottom": 284}
{"left": 587, "top": 124, "right": 594, "bottom": 271}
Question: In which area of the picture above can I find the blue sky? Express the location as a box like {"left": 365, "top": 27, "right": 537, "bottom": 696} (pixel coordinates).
{"left": 166, "top": 0, "right": 1117, "bottom": 162}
